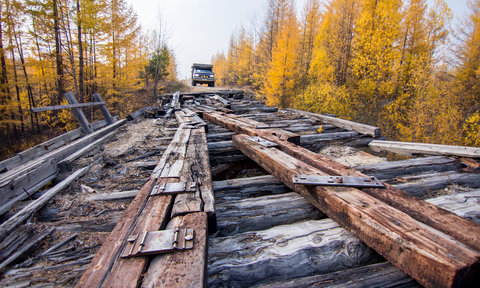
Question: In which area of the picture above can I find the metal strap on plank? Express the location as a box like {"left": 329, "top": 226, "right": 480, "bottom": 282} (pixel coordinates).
{"left": 246, "top": 136, "right": 278, "bottom": 148}
{"left": 292, "top": 174, "right": 384, "bottom": 188}
{"left": 151, "top": 181, "right": 197, "bottom": 196}
{"left": 121, "top": 227, "right": 194, "bottom": 258}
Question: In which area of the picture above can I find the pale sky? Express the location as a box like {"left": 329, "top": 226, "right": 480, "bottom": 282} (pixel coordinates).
{"left": 126, "top": 0, "right": 469, "bottom": 80}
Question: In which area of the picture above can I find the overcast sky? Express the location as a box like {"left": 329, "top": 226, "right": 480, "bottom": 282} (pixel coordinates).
{"left": 126, "top": 0, "right": 469, "bottom": 79}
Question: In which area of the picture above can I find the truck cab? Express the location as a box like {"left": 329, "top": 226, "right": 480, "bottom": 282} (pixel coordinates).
{"left": 191, "top": 63, "right": 215, "bottom": 87}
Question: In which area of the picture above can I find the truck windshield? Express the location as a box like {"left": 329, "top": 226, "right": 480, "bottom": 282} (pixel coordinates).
{"left": 195, "top": 69, "right": 212, "bottom": 74}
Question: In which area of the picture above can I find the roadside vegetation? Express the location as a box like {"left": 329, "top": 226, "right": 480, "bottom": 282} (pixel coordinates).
{"left": 212, "top": 0, "right": 480, "bottom": 147}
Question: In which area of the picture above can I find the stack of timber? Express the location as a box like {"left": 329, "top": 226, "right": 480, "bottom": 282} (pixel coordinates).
{"left": 2, "top": 88, "right": 480, "bottom": 287}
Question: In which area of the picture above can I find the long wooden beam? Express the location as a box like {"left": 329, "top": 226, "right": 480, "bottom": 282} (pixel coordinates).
{"left": 31, "top": 102, "right": 106, "bottom": 112}
{"left": 232, "top": 133, "right": 480, "bottom": 288}
{"left": 370, "top": 140, "right": 480, "bottom": 158}
{"left": 204, "top": 111, "right": 480, "bottom": 252}
{"left": 286, "top": 108, "right": 382, "bottom": 137}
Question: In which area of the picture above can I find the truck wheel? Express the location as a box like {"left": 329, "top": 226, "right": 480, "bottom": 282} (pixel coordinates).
{"left": 208, "top": 82, "right": 214, "bottom": 87}
{"left": 192, "top": 81, "right": 196, "bottom": 86}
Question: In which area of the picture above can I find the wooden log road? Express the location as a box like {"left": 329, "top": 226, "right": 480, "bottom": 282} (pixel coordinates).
{"left": 0, "top": 89, "right": 479, "bottom": 287}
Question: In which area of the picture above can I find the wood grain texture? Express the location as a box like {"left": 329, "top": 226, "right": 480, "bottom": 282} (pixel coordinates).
{"left": 369, "top": 140, "right": 480, "bottom": 158}
{"left": 233, "top": 134, "right": 480, "bottom": 288}
{"left": 205, "top": 111, "right": 480, "bottom": 252}
{"left": 142, "top": 212, "right": 208, "bottom": 288}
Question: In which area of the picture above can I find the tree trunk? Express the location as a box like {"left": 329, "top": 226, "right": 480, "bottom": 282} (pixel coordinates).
{"left": 53, "top": 0, "right": 65, "bottom": 105}
{"left": 77, "top": 0, "right": 84, "bottom": 102}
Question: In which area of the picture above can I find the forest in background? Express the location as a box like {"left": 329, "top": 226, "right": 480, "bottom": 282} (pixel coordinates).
{"left": 212, "top": 0, "right": 480, "bottom": 147}
{"left": 0, "top": 0, "right": 177, "bottom": 159}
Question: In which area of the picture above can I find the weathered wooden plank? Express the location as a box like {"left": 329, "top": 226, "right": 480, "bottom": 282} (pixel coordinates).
{"left": 0, "top": 118, "right": 112, "bottom": 172}
{"left": 208, "top": 112, "right": 480, "bottom": 252}
{"left": 0, "top": 158, "right": 58, "bottom": 210}
{"left": 355, "top": 156, "right": 458, "bottom": 181}
{"left": 213, "top": 175, "right": 289, "bottom": 201}
{"left": 233, "top": 133, "right": 480, "bottom": 288}
{"left": 0, "top": 166, "right": 89, "bottom": 242}
{"left": 64, "top": 92, "right": 93, "bottom": 134}
{"left": 141, "top": 212, "right": 208, "bottom": 288}
{"left": 428, "top": 189, "right": 480, "bottom": 224}
{"left": 216, "top": 192, "right": 323, "bottom": 236}
{"left": 87, "top": 190, "right": 139, "bottom": 201}
{"left": 369, "top": 140, "right": 480, "bottom": 158}
{"left": 31, "top": 102, "right": 106, "bottom": 113}
{"left": 300, "top": 132, "right": 360, "bottom": 145}
{"left": 58, "top": 130, "right": 117, "bottom": 171}
{"left": 393, "top": 172, "right": 480, "bottom": 198}
{"left": 0, "top": 228, "right": 55, "bottom": 270}
{"left": 286, "top": 108, "right": 382, "bottom": 137}
{"left": 92, "top": 93, "right": 114, "bottom": 124}
{"left": 208, "top": 219, "right": 379, "bottom": 287}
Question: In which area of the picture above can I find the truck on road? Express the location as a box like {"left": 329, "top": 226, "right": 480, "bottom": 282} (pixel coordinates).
{"left": 191, "top": 63, "right": 215, "bottom": 87}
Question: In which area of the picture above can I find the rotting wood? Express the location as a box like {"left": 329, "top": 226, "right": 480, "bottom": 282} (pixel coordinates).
{"left": 393, "top": 172, "right": 480, "bottom": 198}
{"left": 205, "top": 112, "right": 480, "bottom": 252}
{"left": 0, "top": 118, "right": 112, "bottom": 174}
{"left": 233, "top": 133, "right": 480, "bottom": 288}
{"left": 369, "top": 140, "right": 480, "bottom": 158}
{"left": 58, "top": 130, "right": 117, "bottom": 172}
{"left": 208, "top": 219, "right": 380, "bottom": 287}
{"left": 0, "top": 158, "right": 58, "bottom": 212}
{"left": 355, "top": 156, "right": 458, "bottom": 181}
{"left": 0, "top": 228, "right": 55, "bottom": 271}
{"left": 0, "top": 166, "right": 89, "bottom": 243}
{"left": 216, "top": 192, "right": 323, "bottom": 236}
{"left": 141, "top": 212, "right": 208, "bottom": 288}
{"left": 286, "top": 108, "right": 382, "bottom": 138}
{"left": 213, "top": 175, "right": 288, "bottom": 201}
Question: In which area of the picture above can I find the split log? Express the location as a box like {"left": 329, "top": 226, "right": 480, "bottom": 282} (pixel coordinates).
{"left": 393, "top": 172, "right": 480, "bottom": 198}
{"left": 142, "top": 212, "right": 208, "bottom": 287}
{"left": 56, "top": 216, "right": 120, "bottom": 232}
{"left": 233, "top": 134, "right": 480, "bottom": 288}
{"left": 369, "top": 140, "right": 480, "bottom": 158}
{"left": 257, "top": 262, "right": 419, "bottom": 288}
{"left": 0, "top": 166, "right": 89, "bottom": 242}
{"left": 208, "top": 219, "right": 380, "bottom": 287}
{"left": 355, "top": 156, "right": 458, "bottom": 181}
{"left": 87, "top": 190, "right": 139, "bottom": 201}
{"left": 213, "top": 175, "right": 289, "bottom": 201}
{"left": 286, "top": 108, "right": 381, "bottom": 137}
{"left": 0, "top": 228, "right": 55, "bottom": 270}
{"left": 216, "top": 192, "right": 324, "bottom": 236}
{"left": 206, "top": 112, "right": 480, "bottom": 253}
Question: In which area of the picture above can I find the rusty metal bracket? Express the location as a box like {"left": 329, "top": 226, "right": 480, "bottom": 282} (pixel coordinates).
{"left": 121, "top": 227, "right": 194, "bottom": 258}
{"left": 246, "top": 136, "right": 278, "bottom": 148}
{"left": 292, "top": 174, "right": 384, "bottom": 188}
{"left": 151, "top": 181, "right": 197, "bottom": 196}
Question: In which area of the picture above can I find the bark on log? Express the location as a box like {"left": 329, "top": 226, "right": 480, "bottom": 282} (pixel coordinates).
{"left": 233, "top": 134, "right": 480, "bottom": 288}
